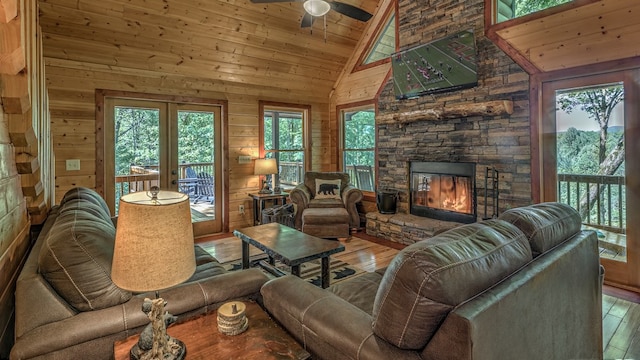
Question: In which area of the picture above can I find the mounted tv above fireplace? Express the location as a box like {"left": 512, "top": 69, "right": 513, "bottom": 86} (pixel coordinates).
{"left": 391, "top": 29, "right": 478, "bottom": 100}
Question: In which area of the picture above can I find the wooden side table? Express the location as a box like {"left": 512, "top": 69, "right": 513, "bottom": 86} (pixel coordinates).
{"left": 113, "top": 301, "right": 310, "bottom": 360}
{"left": 249, "top": 192, "right": 289, "bottom": 225}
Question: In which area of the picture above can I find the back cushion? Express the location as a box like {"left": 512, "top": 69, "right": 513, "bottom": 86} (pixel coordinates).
{"left": 39, "top": 208, "right": 132, "bottom": 311}
{"left": 498, "top": 202, "right": 581, "bottom": 257}
{"left": 59, "top": 187, "right": 112, "bottom": 223}
{"left": 372, "top": 220, "right": 532, "bottom": 350}
{"left": 304, "top": 172, "right": 350, "bottom": 198}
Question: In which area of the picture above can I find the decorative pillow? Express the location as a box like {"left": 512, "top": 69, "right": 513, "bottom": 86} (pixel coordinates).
{"left": 315, "top": 179, "right": 341, "bottom": 199}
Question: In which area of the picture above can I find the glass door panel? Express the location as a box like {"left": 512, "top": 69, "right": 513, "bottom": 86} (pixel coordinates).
{"left": 555, "top": 83, "right": 626, "bottom": 262}
{"left": 175, "top": 104, "right": 222, "bottom": 235}
{"left": 104, "top": 99, "right": 223, "bottom": 236}
{"left": 541, "top": 70, "right": 639, "bottom": 289}
{"left": 105, "top": 99, "right": 166, "bottom": 215}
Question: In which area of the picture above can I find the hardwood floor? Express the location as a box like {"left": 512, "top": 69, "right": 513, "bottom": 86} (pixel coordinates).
{"left": 197, "top": 231, "right": 640, "bottom": 359}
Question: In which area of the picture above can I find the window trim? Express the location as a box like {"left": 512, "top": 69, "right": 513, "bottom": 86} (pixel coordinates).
{"left": 337, "top": 100, "right": 377, "bottom": 198}
{"left": 352, "top": 1, "right": 398, "bottom": 73}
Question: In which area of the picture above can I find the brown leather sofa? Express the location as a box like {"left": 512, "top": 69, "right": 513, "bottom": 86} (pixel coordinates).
{"left": 11, "top": 187, "right": 269, "bottom": 360}
{"left": 261, "top": 202, "right": 603, "bottom": 360}
{"left": 289, "top": 171, "right": 363, "bottom": 230}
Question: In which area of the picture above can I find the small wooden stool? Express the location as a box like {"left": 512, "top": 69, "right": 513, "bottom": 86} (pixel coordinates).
{"left": 302, "top": 208, "right": 350, "bottom": 239}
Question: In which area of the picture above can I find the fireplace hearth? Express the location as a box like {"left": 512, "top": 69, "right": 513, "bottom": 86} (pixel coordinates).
{"left": 410, "top": 162, "right": 477, "bottom": 223}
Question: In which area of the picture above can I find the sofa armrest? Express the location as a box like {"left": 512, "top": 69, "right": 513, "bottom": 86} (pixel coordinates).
{"left": 10, "top": 269, "right": 269, "bottom": 360}
{"left": 289, "top": 184, "right": 311, "bottom": 229}
{"left": 342, "top": 185, "right": 363, "bottom": 228}
{"left": 261, "top": 276, "right": 420, "bottom": 360}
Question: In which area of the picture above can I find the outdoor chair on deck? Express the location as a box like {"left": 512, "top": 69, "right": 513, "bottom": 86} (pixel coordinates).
{"left": 179, "top": 166, "right": 198, "bottom": 197}
{"left": 195, "top": 172, "right": 214, "bottom": 204}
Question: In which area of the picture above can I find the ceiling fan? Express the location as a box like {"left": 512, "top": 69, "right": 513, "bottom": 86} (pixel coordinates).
{"left": 250, "top": 0, "right": 373, "bottom": 28}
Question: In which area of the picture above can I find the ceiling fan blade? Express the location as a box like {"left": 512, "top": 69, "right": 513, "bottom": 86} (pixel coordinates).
{"left": 330, "top": 1, "right": 373, "bottom": 22}
{"left": 301, "top": 12, "right": 316, "bottom": 28}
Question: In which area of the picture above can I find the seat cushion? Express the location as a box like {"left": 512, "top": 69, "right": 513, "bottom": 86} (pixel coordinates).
{"left": 308, "top": 198, "right": 345, "bottom": 209}
{"left": 372, "top": 219, "right": 533, "bottom": 350}
{"left": 302, "top": 207, "right": 350, "bottom": 225}
{"left": 329, "top": 271, "right": 383, "bottom": 315}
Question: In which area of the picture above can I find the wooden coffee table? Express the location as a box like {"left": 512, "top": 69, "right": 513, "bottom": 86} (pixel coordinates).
{"left": 113, "top": 301, "right": 310, "bottom": 360}
{"left": 233, "top": 223, "right": 345, "bottom": 288}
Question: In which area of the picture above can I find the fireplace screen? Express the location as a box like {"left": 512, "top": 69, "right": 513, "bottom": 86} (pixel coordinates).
{"left": 410, "top": 162, "right": 476, "bottom": 223}
{"left": 412, "top": 174, "right": 473, "bottom": 214}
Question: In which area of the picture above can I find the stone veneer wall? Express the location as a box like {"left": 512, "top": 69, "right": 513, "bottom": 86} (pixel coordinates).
{"left": 369, "top": 0, "right": 533, "bottom": 243}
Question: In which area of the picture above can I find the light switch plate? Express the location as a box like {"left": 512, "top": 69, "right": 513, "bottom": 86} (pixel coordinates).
{"left": 238, "top": 155, "right": 252, "bottom": 164}
{"left": 66, "top": 159, "right": 81, "bottom": 171}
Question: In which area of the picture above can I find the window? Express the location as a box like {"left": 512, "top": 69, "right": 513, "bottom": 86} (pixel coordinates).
{"left": 340, "top": 105, "right": 375, "bottom": 192}
{"left": 494, "top": 0, "right": 572, "bottom": 23}
{"left": 363, "top": 14, "right": 396, "bottom": 65}
{"left": 260, "top": 102, "right": 310, "bottom": 190}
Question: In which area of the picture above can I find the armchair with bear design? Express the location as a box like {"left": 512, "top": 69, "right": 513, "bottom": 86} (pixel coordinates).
{"left": 289, "top": 172, "right": 363, "bottom": 231}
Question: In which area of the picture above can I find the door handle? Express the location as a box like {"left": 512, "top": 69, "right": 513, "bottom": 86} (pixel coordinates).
{"left": 171, "top": 180, "right": 177, "bottom": 185}
{"left": 172, "top": 170, "right": 178, "bottom": 175}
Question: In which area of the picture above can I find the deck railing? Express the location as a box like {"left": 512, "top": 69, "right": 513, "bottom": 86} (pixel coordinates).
{"left": 279, "top": 161, "right": 304, "bottom": 186}
{"left": 278, "top": 161, "right": 375, "bottom": 191}
{"left": 115, "top": 162, "right": 214, "bottom": 198}
{"left": 557, "top": 173, "right": 626, "bottom": 233}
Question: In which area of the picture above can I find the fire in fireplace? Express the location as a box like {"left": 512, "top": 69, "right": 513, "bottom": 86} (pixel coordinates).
{"left": 410, "top": 162, "right": 477, "bottom": 223}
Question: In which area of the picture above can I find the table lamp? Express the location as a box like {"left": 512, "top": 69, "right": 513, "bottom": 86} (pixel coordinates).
{"left": 111, "top": 187, "right": 195, "bottom": 360}
{"left": 254, "top": 158, "right": 278, "bottom": 194}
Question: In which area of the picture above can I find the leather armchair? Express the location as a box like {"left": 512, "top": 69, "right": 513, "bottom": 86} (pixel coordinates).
{"left": 289, "top": 171, "right": 363, "bottom": 230}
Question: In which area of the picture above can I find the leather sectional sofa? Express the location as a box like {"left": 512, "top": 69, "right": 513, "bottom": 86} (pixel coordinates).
{"left": 262, "top": 202, "right": 604, "bottom": 360}
{"left": 11, "top": 187, "right": 269, "bottom": 360}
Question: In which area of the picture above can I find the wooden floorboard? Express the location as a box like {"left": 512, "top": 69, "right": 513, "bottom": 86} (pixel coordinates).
{"left": 198, "top": 230, "right": 640, "bottom": 359}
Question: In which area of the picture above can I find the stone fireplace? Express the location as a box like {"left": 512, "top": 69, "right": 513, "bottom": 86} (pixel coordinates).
{"left": 410, "top": 162, "right": 476, "bottom": 224}
{"left": 364, "top": 0, "right": 534, "bottom": 245}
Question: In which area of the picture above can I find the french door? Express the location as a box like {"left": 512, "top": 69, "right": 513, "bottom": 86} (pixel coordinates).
{"left": 103, "top": 98, "right": 223, "bottom": 236}
{"left": 540, "top": 70, "right": 640, "bottom": 290}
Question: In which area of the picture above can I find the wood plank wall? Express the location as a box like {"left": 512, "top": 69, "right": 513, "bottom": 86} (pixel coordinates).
{"left": 329, "top": 0, "right": 395, "bottom": 212}
{"left": 46, "top": 59, "right": 332, "bottom": 231}
{"left": 36, "top": 0, "right": 381, "bottom": 232}
{"left": 0, "top": 0, "right": 48, "bottom": 357}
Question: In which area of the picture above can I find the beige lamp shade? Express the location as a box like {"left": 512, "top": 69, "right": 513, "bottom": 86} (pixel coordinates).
{"left": 111, "top": 190, "right": 196, "bottom": 292}
{"left": 254, "top": 158, "right": 278, "bottom": 175}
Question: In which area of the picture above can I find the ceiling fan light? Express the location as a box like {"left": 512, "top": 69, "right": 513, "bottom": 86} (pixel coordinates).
{"left": 303, "top": 0, "right": 331, "bottom": 17}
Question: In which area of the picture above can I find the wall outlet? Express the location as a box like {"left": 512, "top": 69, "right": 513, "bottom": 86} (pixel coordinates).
{"left": 238, "top": 204, "right": 245, "bottom": 214}
{"left": 66, "top": 159, "right": 81, "bottom": 171}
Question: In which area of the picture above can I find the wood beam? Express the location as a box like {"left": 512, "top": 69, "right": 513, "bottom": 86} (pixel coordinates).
{"left": 15, "top": 152, "right": 39, "bottom": 174}
{"left": 376, "top": 100, "right": 514, "bottom": 124}
{"left": 0, "top": 0, "right": 18, "bottom": 23}
{"left": 1, "top": 72, "right": 30, "bottom": 114}
{"left": 0, "top": 16, "right": 24, "bottom": 74}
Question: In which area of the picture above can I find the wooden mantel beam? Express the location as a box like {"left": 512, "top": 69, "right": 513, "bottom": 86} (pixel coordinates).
{"left": 376, "top": 100, "right": 514, "bottom": 124}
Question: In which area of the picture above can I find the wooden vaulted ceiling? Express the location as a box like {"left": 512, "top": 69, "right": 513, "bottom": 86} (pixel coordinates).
{"left": 487, "top": 0, "right": 640, "bottom": 74}
{"left": 37, "top": 0, "right": 381, "bottom": 99}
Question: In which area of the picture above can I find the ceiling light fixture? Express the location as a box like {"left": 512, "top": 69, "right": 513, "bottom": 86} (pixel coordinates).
{"left": 303, "top": 0, "right": 331, "bottom": 17}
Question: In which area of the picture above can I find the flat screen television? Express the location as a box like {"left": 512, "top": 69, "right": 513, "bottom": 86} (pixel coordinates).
{"left": 391, "top": 29, "right": 478, "bottom": 100}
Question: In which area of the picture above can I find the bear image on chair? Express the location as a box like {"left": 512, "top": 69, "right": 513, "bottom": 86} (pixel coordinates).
{"left": 289, "top": 172, "right": 363, "bottom": 239}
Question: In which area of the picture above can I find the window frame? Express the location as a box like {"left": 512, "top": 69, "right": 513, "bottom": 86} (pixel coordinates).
{"left": 338, "top": 101, "right": 377, "bottom": 195}
{"left": 259, "top": 101, "right": 311, "bottom": 190}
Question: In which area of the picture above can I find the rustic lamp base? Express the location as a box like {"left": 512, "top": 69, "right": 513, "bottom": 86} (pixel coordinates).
{"left": 129, "top": 337, "right": 186, "bottom": 360}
